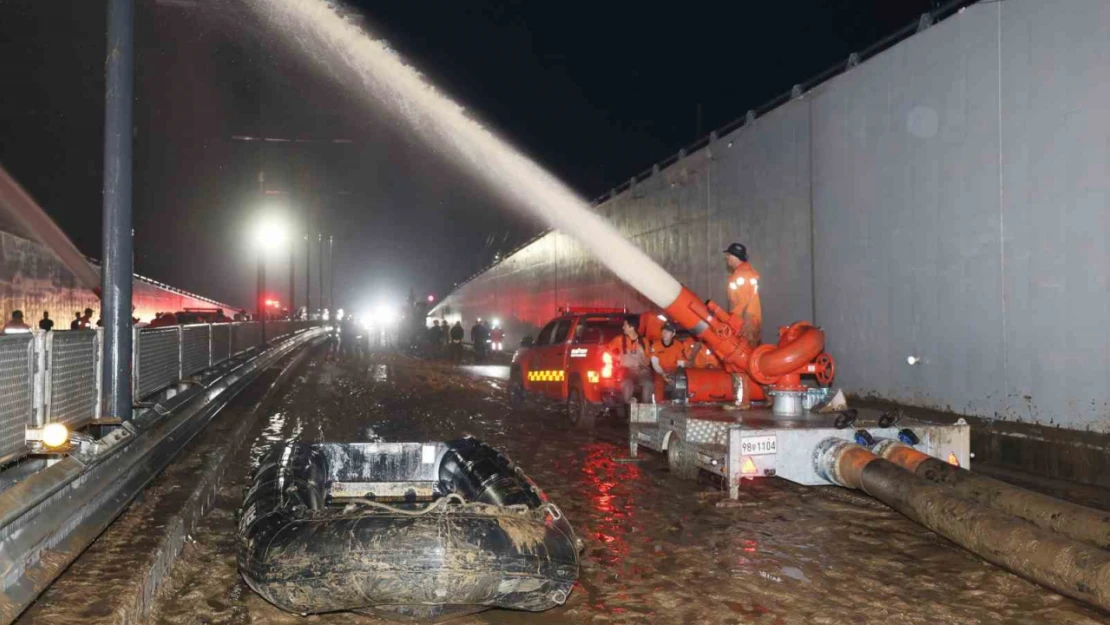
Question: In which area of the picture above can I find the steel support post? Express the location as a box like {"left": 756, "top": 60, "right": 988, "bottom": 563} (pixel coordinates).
{"left": 288, "top": 239, "right": 295, "bottom": 318}
{"left": 317, "top": 233, "right": 324, "bottom": 318}
{"left": 258, "top": 250, "right": 266, "bottom": 341}
{"left": 101, "top": 0, "right": 135, "bottom": 421}
{"left": 304, "top": 233, "right": 311, "bottom": 317}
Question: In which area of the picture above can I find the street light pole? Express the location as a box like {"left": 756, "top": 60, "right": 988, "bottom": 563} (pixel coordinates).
{"left": 318, "top": 232, "right": 324, "bottom": 318}
{"left": 257, "top": 247, "right": 266, "bottom": 340}
{"left": 304, "top": 232, "right": 311, "bottom": 318}
{"left": 288, "top": 236, "right": 295, "bottom": 319}
{"left": 328, "top": 235, "right": 334, "bottom": 314}
{"left": 102, "top": 0, "right": 134, "bottom": 422}
{"left": 256, "top": 163, "right": 267, "bottom": 340}
{"left": 252, "top": 214, "right": 288, "bottom": 336}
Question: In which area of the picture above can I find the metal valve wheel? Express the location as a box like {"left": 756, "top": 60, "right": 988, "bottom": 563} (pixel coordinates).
{"left": 814, "top": 352, "right": 835, "bottom": 386}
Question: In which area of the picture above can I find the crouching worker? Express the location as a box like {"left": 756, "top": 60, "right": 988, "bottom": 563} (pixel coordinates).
{"left": 649, "top": 321, "right": 690, "bottom": 401}
{"left": 607, "top": 317, "right": 652, "bottom": 413}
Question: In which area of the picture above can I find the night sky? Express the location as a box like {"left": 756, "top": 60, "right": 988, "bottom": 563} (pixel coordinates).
{"left": 0, "top": 0, "right": 936, "bottom": 312}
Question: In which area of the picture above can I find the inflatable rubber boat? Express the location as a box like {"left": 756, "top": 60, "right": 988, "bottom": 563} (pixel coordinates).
{"left": 237, "top": 437, "right": 579, "bottom": 621}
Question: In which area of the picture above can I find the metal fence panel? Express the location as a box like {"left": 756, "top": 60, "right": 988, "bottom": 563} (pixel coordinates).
{"left": 135, "top": 327, "right": 181, "bottom": 399}
{"left": 45, "top": 331, "right": 99, "bottom": 428}
{"left": 95, "top": 327, "right": 103, "bottom": 420}
{"left": 210, "top": 323, "right": 231, "bottom": 366}
{"left": 231, "top": 322, "right": 261, "bottom": 355}
{"left": 265, "top": 320, "right": 292, "bottom": 342}
{"left": 181, "top": 325, "right": 210, "bottom": 377}
{"left": 0, "top": 335, "right": 34, "bottom": 463}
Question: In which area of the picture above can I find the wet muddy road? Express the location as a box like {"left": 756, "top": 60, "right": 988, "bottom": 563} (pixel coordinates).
{"left": 145, "top": 350, "right": 1106, "bottom": 625}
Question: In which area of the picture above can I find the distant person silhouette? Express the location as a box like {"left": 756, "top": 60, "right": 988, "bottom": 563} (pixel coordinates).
{"left": 2, "top": 310, "right": 31, "bottom": 335}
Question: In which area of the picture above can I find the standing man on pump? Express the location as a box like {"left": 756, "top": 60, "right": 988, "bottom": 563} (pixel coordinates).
{"left": 724, "top": 242, "right": 762, "bottom": 347}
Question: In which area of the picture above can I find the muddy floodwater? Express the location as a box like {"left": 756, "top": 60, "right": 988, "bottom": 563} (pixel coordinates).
{"left": 118, "top": 350, "right": 1109, "bottom": 624}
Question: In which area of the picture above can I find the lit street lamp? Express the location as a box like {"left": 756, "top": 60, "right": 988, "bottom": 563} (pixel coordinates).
{"left": 252, "top": 212, "right": 287, "bottom": 339}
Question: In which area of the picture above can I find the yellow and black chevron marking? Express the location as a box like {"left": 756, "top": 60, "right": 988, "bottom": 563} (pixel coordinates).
{"left": 527, "top": 370, "right": 566, "bottom": 382}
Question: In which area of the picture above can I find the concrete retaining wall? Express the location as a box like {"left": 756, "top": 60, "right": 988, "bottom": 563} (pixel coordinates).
{"left": 433, "top": 0, "right": 1110, "bottom": 436}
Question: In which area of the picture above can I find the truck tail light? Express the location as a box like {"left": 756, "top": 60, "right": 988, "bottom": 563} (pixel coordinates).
{"left": 947, "top": 452, "right": 960, "bottom": 467}
{"left": 587, "top": 371, "right": 600, "bottom": 384}
{"left": 601, "top": 352, "right": 613, "bottom": 379}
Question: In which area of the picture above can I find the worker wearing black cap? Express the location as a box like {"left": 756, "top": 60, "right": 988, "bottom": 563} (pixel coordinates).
{"left": 724, "top": 242, "right": 762, "bottom": 347}
{"left": 649, "top": 320, "right": 691, "bottom": 400}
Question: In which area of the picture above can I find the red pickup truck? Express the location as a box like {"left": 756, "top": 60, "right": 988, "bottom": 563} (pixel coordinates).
{"left": 509, "top": 307, "right": 636, "bottom": 428}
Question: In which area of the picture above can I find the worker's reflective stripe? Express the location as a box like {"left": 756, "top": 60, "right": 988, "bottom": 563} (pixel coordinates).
{"left": 527, "top": 370, "right": 566, "bottom": 382}
{"left": 736, "top": 277, "right": 746, "bottom": 286}
{"left": 728, "top": 281, "right": 737, "bottom": 290}
{"left": 750, "top": 278, "right": 758, "bottom": 286}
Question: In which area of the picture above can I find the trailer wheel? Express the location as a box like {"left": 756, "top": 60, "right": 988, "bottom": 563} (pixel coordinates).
{"left": 508, "top": 370, "right": 525, "bottom": 408}
{"left": 667, "top": 436, "right": 698, "bottom": 480}
{"left": 567, "top": 388, "right": 596, "bottom": 430}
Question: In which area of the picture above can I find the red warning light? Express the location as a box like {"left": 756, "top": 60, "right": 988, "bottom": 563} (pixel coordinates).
{"left": 601, "top": 352, "right": 613, "bottom": 379}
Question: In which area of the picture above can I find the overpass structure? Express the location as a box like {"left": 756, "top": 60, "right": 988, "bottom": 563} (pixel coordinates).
{"left": 0, "top": 227, "right": 240, "bottom": 324}
{"left": 432, "top": 0, "right": 1110, "bottom": 482}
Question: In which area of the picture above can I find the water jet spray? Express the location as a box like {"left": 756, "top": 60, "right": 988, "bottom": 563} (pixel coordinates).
{"left": 245, "top": 0, "right": 681, "bottom": 308}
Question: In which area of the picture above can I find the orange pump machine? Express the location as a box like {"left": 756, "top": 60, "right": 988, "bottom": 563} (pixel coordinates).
{"left": 662, "top": 286, "right": 835, "bottom": 412}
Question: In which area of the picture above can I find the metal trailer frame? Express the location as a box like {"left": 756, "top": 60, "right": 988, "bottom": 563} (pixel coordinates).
{"left": 629, "top": 402, "right": 970, "bottom": 496}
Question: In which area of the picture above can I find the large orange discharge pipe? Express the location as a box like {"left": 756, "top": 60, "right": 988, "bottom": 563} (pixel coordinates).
{"left": 662, "top": 286, "right": 835, "bottom": 396}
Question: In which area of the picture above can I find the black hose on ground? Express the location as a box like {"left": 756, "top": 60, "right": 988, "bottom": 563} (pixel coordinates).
{"left": 874, "top": 440, "right": 1110, "bottom": 551}
{"left": 814, "top": 439, "right": 1110, "bottom": 612}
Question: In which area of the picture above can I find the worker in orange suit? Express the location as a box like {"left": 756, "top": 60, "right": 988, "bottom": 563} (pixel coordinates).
{"left": 724, "top": 242, "right": 762, "bottom": 347}
{"left": 649, "top": 321, "right": 691, "bottom": 400}
{"left": 606, "top": 317, "right": 652, "bottom": 407}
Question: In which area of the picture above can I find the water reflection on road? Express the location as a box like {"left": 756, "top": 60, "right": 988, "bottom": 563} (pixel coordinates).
{"left": 461, "top": 364, "right": 511, "bottom": 381}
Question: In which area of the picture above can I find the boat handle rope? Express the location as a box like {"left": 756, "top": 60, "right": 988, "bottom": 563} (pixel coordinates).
{"left": 356, "top": 493, "right": 466, "bottom": 516}
{"left": 544, "top": 503, "right": 563, "bottom": 521}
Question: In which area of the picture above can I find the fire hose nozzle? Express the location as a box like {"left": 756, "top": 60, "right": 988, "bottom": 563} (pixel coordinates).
{"left": 664, "top": 285, "right": 837, "bottom": 388}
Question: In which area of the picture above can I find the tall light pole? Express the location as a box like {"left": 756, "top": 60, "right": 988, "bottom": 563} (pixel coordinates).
{"left": 328, "top": 235, "right": 335, "bottom": 315}
{"left": 102, "top": 0, "right": 134, "bottom": 422}
{"left": 257, "top": 243, "right": 265, "bottom": 336}
{"left": 288, "top": 236, "right": 295, "bottom": 319}
{"left": 304, "top": 232, "right": 311, "bottom": 318}
{"left": 318, "top": 232, "right": 324, "bottom": 318}
{"left": 253, "top": 214, "right": 287, "bottom": 339}
{"left": 229, "top": 133, "right": 354, "bottom": 321}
